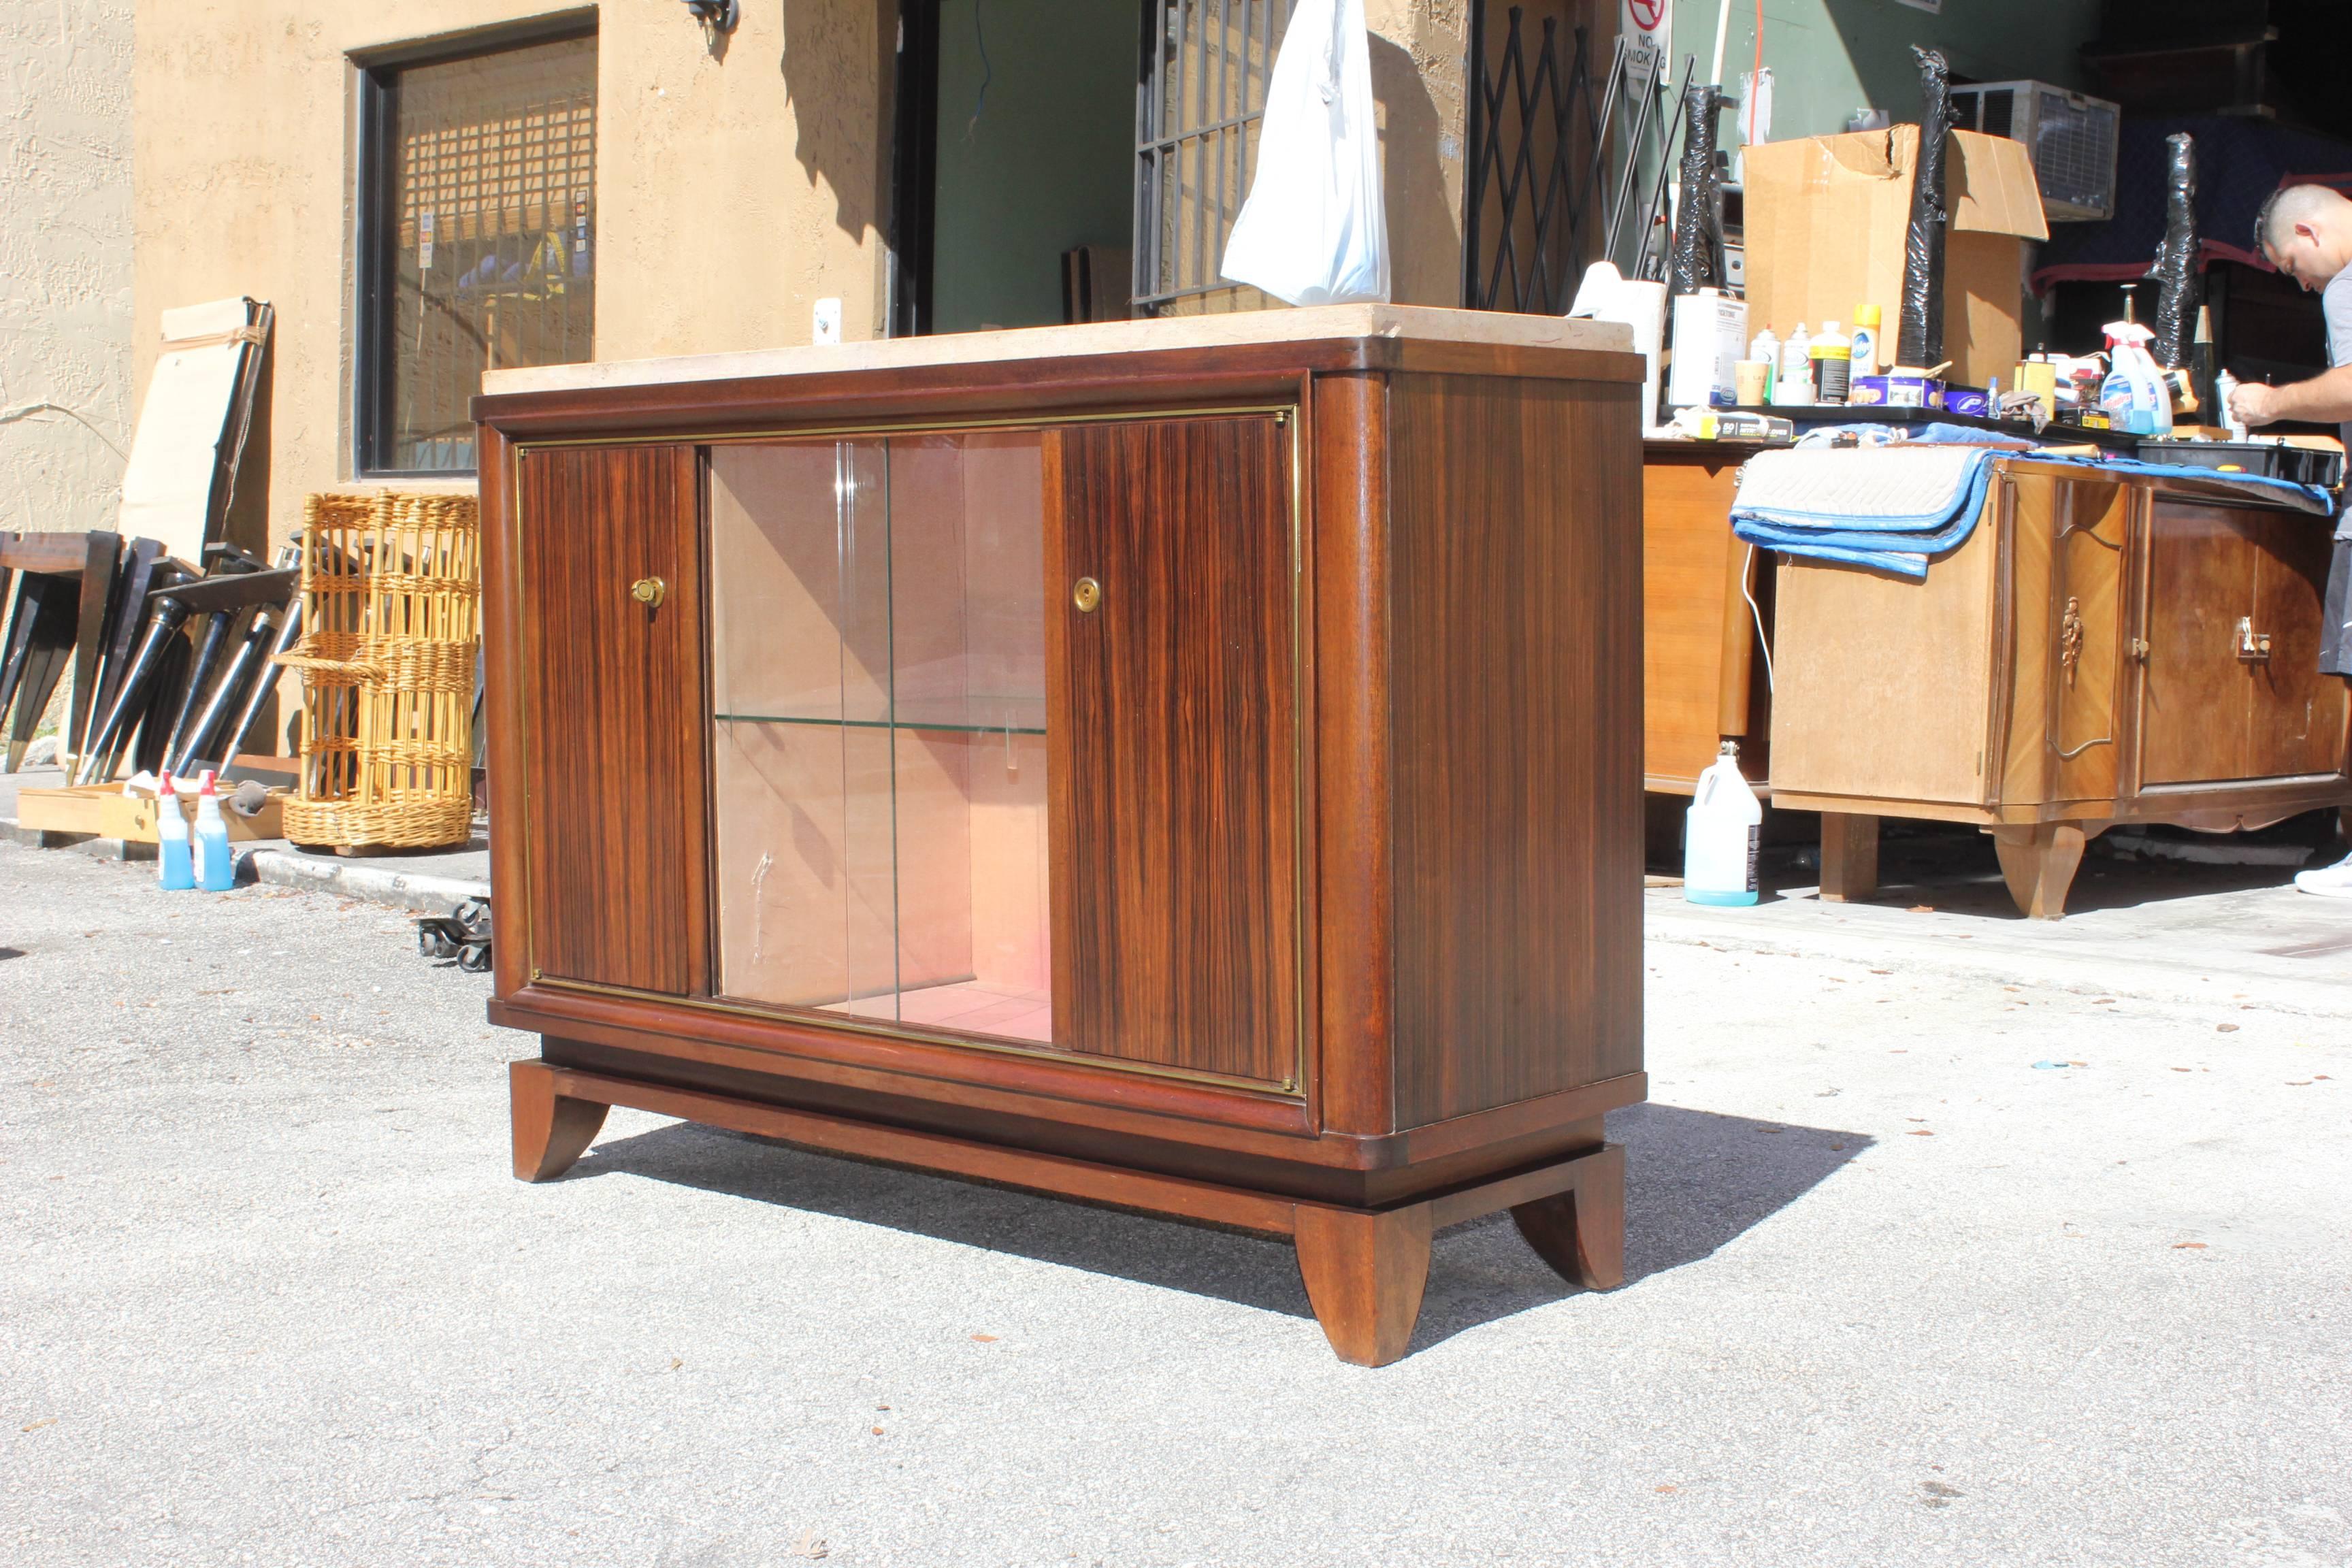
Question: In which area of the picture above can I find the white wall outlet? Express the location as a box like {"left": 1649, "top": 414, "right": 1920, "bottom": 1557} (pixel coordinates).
{"left": 813, "top": 297, "right": 843, "bottom": 346}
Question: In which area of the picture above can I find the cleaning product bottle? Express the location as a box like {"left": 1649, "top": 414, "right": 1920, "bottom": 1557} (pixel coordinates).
{"left": 1748, "top": 324, "right": 1780, "bottom": 402}
{"left": 156, "top": 770, "right": 194, "bottom": 891}
{"left": 193, "top": 770, "right": 234, "bottom": 892}
{"left": 1850, "top": 304, "right": 1882, "bottom": 380}
{"left": 1776, "top": 323, "right": 1815, "bottom": 406}
{"left": 2100, "top": 304, "right": 2173, "bottom": 437}
{"left": 1684, "top": 741, "right": 1763, "bottom": 907}
{"left": 1810, "top": 320, "right": 1854, "bottom": 405}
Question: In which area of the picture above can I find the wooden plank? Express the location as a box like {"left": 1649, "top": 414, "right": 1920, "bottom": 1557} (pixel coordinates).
{"left": 1642, "top": 451, "right": 1752, "bottom": 791}
{"left": 543, "top": 1064, "right": 1306, "bottom": 1237}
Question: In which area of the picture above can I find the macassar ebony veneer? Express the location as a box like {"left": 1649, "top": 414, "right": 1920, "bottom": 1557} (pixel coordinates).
{"left": 474, "top": 306, "right": 1648, "bottom": 1365}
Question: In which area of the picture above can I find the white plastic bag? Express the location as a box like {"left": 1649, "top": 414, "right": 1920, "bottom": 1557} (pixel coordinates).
{"left": 1218, "top": 0, "right": 1390, "bottom": 306}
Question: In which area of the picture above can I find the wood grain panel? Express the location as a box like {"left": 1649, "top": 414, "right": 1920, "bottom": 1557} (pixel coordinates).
{"left": 1388, "top": 374, "right": 1644, "bottom": 1126}
{"left": 2140, "top": 501, "right": 2254, "bottom": 786}
{"left": 1642, "top": 448, "right": 1767, "bottom": 790}
{"left": 517, "top": 443, "right": 708, "bottom": 994}
{"left": 2246, "top": 511, "right": 2350, "bottom": 779}
{"left": 1771, "top": 495, "right": 2001, "bottom": 808}
{"left": 1045, "top": 415, "right": 1299, "bottom": 1088}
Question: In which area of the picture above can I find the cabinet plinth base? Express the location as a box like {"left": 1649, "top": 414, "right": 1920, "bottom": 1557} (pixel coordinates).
{"left": 506, "top": 1058, "right": 1626, "bottom": 1367}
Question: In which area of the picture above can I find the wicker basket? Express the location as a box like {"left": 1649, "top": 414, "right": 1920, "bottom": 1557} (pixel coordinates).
{"left": 274, "top": 491, "right": 480, "bottom": 850}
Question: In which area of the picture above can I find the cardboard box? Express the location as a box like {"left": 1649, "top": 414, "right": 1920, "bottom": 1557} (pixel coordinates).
{"left": 15, "top": 783, "right": 287, "bottom": 844}
{"left": 1744, "top": 126, "right": 2048, "bottom": 389}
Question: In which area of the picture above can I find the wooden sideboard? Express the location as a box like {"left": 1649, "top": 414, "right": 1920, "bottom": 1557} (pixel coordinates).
{"left": 1768, "top": 457, "right": 2352, "bottom": 916}
{"left": 473, "top": 306, "right": 1649, "bottom": 1364}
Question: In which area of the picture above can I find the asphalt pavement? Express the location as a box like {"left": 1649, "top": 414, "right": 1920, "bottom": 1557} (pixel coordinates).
{"left": 3, "top": 835, "right": 2348, "bottom": 1566}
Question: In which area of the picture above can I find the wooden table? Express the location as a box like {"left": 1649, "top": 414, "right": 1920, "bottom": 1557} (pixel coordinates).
{"left": 1765, "top": 457, "right": 2352, "bottom": 916}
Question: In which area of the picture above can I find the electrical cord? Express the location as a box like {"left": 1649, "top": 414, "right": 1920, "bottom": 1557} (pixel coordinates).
{"left": 1742, "top": 542, "right": 1774, "bottom": 691}
{"left": 0, "top": 401, "right": 127, "bottom": 461}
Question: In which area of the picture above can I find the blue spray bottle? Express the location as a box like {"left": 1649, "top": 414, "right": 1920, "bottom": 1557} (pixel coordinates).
{"left": 193, "top": 770, "right": 235, "bottom": 892}
{"left": 156, "top": 771, "right": 195, "bottom": 890}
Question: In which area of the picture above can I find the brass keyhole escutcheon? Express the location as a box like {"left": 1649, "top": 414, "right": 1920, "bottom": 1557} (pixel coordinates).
{"left": 1072, "top": 576, "right": 1101, "bottom": 613}
{"left": 630, "top": 576, "right": 667, "bottom": 609}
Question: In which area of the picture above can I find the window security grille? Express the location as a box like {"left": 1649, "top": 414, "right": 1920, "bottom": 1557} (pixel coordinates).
{"left": 1134, "top": 0, "right": 1294, "bottom": 316}
{"left": 365, "top": 33, "right": 598, "bottom": 474}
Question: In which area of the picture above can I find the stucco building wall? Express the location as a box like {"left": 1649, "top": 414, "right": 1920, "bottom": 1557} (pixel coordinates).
{"left": 133, "top": 0, "right": 1471, "bottom": 553}
{"left": 1, "top": 0, "right": 135, "bottom": 537}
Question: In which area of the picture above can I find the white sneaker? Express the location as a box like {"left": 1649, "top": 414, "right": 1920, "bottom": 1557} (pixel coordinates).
{"left": 2293, "top": 850, "right": 2352, "bottom": 897}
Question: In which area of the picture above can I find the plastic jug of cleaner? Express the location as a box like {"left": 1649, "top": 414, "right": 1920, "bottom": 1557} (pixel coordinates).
{"left": 2099, "top": 296, "right": 2173, "bottom": 437}
{"left": 193, "top": 770, "right": 234, "bottom": 892}
{"left": 1684, "top": 742, "right": 1762, "bottom": 906}
{"left": 156, "top": 770, "right": 195, "bottom": 890}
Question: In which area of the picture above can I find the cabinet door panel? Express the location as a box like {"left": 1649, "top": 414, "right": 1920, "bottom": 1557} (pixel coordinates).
{"left": 518, "top": 444, "right": 708, "bottom": 994}
{"left": 2139, "top": 502, "right": 2253, "bottom": 786}
{"left": 2247, "top": 514, "right": 2350, "bottom": 778}
{"left": 1046, "top": 416, "right": 1298, "bottom": 1089}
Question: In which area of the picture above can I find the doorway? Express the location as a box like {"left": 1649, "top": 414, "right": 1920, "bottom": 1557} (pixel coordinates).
{"left": 890, "top": 0, "right": 1140, "bottom": 335}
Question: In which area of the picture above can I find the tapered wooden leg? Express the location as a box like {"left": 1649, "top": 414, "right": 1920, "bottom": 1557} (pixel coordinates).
{"left": 1510, "top": 1143, "right": 1627, "bottom": 1290}
{"left": 1819, "top": 812, "right": 1880, "bottom": 902}
{"left": 510, "top": 1059, "right": 608, "bottom": 1181}
{"left": 1293, "top": 1204, "right": 1433, "bottom": 1367}
{"left": 1992, "top": 821, "right": 2091, "bottom": 920}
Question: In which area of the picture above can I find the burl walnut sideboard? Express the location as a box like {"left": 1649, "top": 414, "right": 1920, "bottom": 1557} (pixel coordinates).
{"left": 473, "top": 306, "right": 1647, "bottom": 1365}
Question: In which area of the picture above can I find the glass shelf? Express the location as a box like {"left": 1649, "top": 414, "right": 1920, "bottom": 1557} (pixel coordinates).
{"left": 707, "top": 431, "right": 1054, "bottom": 1047}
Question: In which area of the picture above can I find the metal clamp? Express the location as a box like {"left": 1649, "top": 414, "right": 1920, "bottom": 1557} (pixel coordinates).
{"left": 2236, "top": 616, "right": 2271, "bottom": 662}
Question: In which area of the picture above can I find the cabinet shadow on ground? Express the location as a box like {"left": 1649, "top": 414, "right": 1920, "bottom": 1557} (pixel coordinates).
{"left": 568, "top": 1102, "right": 1870, "bottom": 1356}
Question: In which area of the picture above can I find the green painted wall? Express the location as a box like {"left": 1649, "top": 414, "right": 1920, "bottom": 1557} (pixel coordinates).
{"left": 932, "top": 0, "right": 1137, "bottom": 333}
{"left": 1673, "top": 0, "right": 2104, "bottom": 144}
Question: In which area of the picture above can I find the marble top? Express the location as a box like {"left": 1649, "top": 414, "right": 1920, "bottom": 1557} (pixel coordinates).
{"left": 480, "top": 305, "right": 1635, "bottom": 397}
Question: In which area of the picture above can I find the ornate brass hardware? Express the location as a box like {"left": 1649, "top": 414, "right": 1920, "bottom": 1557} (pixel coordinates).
{"left": 2236, "top": 616, "right": 2271, "bottom": 663}
{"left": 630, "top": 576, "right": 667, "bottom": 608}
{"left": 1072, "top": 576, "right": 1101, "bottom": 613}
{"left": 2060, "top": 596, "right": 2084, "bottom": 686}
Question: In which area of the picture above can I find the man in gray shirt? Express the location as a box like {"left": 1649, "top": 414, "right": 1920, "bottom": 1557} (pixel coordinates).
{"left": 2232, "top": 182, "right": 2352, "bottom": 896}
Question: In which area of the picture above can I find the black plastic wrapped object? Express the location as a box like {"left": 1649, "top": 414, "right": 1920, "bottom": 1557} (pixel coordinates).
{"left": 1667, "top": 82, "right": 1726, "bottom": 297}
{"left": 1895, "top": 46, "right": 1956, "bottom": 372}
{"left": 2150, "top": 132, "right": 2200, "bottom": 369}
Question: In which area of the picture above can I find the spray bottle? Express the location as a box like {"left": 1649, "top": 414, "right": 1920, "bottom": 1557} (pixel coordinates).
{"left": 2100, "top": 289, "right": 2174, "bottom": 437}
{"left": 1776, "top": 324, "right": 1816, "bottom": 406}
{"left": 1748, "top": 324, "right": 1780, "bottom": 402}
{"left": 193, "top": 770, "right": 235, "bottom": 892}
{"left": 156, "top": 770, "right": 194, "bottom": 891}
{"left": 1684, "top": 741, "right": 1763, "bottom": 907}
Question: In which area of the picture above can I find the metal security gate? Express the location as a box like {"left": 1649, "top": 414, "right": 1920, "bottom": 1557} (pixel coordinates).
{"left": 1133, "top": 0, "right": 1294, "bottom": 316}
{"left": 1463, "top": 1, "right": 1689, "bottom": 312}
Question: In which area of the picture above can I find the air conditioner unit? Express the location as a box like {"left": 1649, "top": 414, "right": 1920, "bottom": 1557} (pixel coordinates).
{"left": 1948, "top": 80, "right": 2121, "bottom": 223}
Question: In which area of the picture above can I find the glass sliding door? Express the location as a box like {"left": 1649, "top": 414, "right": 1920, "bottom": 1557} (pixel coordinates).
{"left": 708, "top": 433, "right": 1053, "bottom": 1044}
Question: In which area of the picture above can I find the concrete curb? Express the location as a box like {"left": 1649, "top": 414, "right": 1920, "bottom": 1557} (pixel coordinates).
{"left": 4, "top": 817, "right": 490, "bottom": 916}
{"left": 240, "top": 847, "right": 489, "bottom": 915}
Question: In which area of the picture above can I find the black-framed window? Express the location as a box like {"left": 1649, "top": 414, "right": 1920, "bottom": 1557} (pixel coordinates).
{"left": 356, "top": 22, "right": 598, "bottom": 475}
